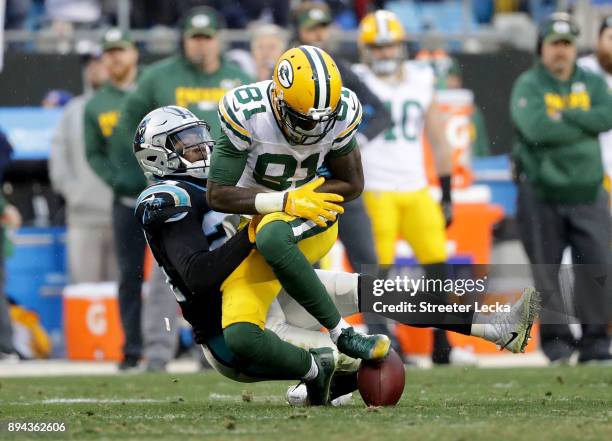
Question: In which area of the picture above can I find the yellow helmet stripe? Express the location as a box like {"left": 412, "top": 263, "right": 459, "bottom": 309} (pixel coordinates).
{"left": 300, "top": 46, "right": 329, "bottom": 110}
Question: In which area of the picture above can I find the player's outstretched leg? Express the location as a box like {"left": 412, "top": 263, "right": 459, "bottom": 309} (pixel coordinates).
{"left": 256, "top": 219, "right": 390, "bottom": 361}
{"left": 472, "top": 287, "right": 541, "bottom": 353}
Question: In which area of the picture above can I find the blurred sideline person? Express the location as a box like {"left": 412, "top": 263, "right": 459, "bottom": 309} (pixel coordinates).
{"left": 114, "top": 6, "right": 252, "bottom": 144}
{"left": 50, "top": 48, "right": 117, "bottom": 284}
{"left": 354, "top": 10, "right": 462, "bottom": 364}
{"left": 293, "top": 2, "right": 402, "bottom": 355}
{"left": 0, "top": 128, "right": 21, "bottom": 361}
{"left": 578, "top": 15, "right": 612, "bottom": 203}
{"left": 112, "top": 7, "right": 252, "bottom": 371}
{"left": 251, "top": 25, "right": 289, "bottom": 82}
{"left": 85, "top": 29, "right": 146, "bottom": 371}
{"left": 511, "top": 13, "right": 612, "bottom": 363}
{"left": 225, "top": 24, "right": 289, "bottom": 81}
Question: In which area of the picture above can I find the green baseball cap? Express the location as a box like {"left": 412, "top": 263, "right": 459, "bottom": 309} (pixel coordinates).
{"left": 183, "top": 7, "right": 222, "bottom": 38}
{"left": 101, "top": 28, "right": 134, "bottom": 51}
{"left": 541, "top": 17, "right": 578, "bottom": 44}
{"left": 297, "top": 4, "right": 332, "bottom": 29}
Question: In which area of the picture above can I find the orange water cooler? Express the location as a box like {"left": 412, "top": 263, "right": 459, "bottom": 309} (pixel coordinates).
{"left": 63, "top": 283, "right": 124, "bottom": 361}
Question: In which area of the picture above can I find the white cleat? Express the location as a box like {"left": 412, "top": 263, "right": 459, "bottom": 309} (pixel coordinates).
{"left": 286, "top": 383, "right": 353, "bottom": 407}
{"left": 330, "top": 393, "right": 353, "bottom": 407}
{"left": 286, "top": 383, "right": 309, "bottom": 407}
{"left": 449, "top": 346, "right": 478, "bottom": 365}
{"left": 484, "top": 287, "right": 541, "bottom": 354}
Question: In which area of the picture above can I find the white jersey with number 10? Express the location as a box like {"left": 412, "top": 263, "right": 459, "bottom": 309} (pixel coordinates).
{"left": 353, "top": 61, "right": 435, "bottom": 192}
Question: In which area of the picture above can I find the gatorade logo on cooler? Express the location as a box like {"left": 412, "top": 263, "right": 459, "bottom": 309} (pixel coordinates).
{"left": 86, "top": 303, "right": 108, "bottom": 336}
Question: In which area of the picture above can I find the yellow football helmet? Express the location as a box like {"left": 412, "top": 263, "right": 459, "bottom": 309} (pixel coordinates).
{"left": 271, "top": 45, "right": 342, "bottom": 145}
{"left": 358, "top": 10, "right": 406, "bottom": 76}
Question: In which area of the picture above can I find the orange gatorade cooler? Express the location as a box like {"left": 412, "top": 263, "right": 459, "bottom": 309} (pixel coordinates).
{"left": 63, "top": 283, "right": 124, "bottom": 361}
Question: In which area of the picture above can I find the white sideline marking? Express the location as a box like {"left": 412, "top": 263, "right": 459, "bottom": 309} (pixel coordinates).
{"left": 0, "top": 359, "right": 200, "bottom": 378}
{"left": 42, "top": 398, "right": 164, "bottom": 404}
{"left": 209, "top": 393, "right": 284, "bottom": 402}
{"left": 7, "top": 398, "right": 166, "bottom": 405}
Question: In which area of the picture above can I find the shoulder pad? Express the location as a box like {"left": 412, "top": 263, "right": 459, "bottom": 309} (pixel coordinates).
{"left": 135, "top": 182, "right": 193, "bottom": 227}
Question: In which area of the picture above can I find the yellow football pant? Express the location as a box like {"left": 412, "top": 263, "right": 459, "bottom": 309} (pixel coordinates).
{"left": 363, "top": 188, "right": 447, "bottom": 265}
{"left": 221, "top": 212, "right": 338, "bottom": 330}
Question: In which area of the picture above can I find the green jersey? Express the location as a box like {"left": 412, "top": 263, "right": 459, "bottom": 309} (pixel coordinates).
{"left": 84, "top": 81, "right": 147, "bottom": 198}
{"left": 511, "top": 61, "right": 612, "bottom": 203}
{"left": 115, "top": 55, "right": 253, "bottom": 144}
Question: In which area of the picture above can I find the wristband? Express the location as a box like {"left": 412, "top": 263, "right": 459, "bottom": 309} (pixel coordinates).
{"left": 440, "top": 175, "right": 452, "bottom": 203}
{"left": 254, "top": 192, "right": 286, "bottom": 214}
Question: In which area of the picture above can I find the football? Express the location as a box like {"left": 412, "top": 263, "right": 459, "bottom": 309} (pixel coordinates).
{"left": 357, "top": 349, "right": 405, "bottom": 406}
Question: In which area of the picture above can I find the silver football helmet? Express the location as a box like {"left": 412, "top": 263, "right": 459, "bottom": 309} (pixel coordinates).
{"left": 133, "top": 106, "right": 213, "bottom": 180}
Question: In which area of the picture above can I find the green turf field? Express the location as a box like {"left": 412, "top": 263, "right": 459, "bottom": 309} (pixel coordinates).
{"left": 1, "top": 366, "right": 611, "bottom": 441}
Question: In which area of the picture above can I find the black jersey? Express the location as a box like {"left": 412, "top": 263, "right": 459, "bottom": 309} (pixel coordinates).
{"left": 134, "top": 178, "right": 252, "bottom": 343}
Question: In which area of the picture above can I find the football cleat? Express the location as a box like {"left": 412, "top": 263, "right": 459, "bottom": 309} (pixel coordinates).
{"left": 287, "top": 371, "right": 359, "bottom": 407}
{"left": 485, "top": 287, "right": 541, "bottom": 353}
{"left": 336, "top": 327, "right": 391, "bottom": 361}
{"left": 286, "top": 384, "right": 354, "bottom": 407}
{"left": 305, "top": 347, "right": 336, "bottom": 406}
{"left": 286, "top": 382, "right": 309, "bottom": 407}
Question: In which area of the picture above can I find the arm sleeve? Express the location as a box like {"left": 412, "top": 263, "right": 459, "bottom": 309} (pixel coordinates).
{"left": 208, "top": 132, "right": 249, "bottom": 185}
{"left": 510, "top": 76, "right": 586, "bottom": 146}
{"left": 84, "top": 102, "right": 117, "bottom": 188}
{"left": 561, "top": 76, "right": 612, "bottom": 135}
{"left": 160, "top": 218, "right": 252, "bottom": 295}
{"left": 340, "top": 61, "right": 392, "bottom": 141}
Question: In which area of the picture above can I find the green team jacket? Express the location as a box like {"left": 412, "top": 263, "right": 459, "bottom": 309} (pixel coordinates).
{"left": 84, "top": 81, "right": 147, "bottom": 198}
{"left": 511, "top": 61, "right": 612, "bottom": 204}
{"left": 110, "top": 56, "right": 253, "bottom": 193}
